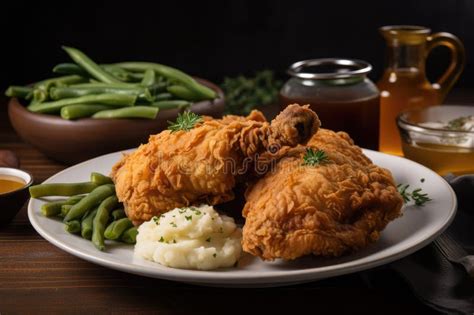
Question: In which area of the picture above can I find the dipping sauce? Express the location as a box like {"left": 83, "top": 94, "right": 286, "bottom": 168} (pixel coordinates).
{"left": 0, "top": 175, "right": 26, "bottom": 194}
{"left": 280, "top": 59, "right": 380, "bottom": 150}
{"left": 398, "top": 106, "right": 474, "bottom": 176}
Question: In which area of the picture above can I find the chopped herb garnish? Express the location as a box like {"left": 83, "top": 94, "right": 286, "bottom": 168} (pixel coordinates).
{"left": 173, "top": 239, "right": 177, "bottom": 244}
{"left": 446, "top": 115, "right": 473, "bottom": 131}
{"left": 420, "top": 178, "right": 425, "bottom": 183}
{"left": 159, "top": 236, "right": 165, "bottom": 243}
{"left": 168, "top": 111, "right": 203, "bottom": 132}
{"left": 302, "top": 148, "right": 329, "bottom": 166}
{"left": 397, "top": 184, "right": 431, "bottom": 206}
{"left": 206, "top": 237, "right": 211, "bottom": 242}
{"left": 185, "top": 215, "right": 192, "bottom": 221}
{"left": 411, "top": 188, "right": 432, "bottom": 206}
{"left": 170, "top": 222, "right": 177, "bottom": 228}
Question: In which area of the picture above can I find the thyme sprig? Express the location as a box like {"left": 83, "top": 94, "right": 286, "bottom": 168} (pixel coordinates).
{"left": 302, "top": 148, "right": 329, "bottom": 166}
{"left": 168, "top": 111, "right": 203, "bottom": 132}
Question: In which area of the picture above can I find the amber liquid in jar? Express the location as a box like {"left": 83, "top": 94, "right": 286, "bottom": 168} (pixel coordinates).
{"left": 280, "top": 94, "right": 380, "bottom": 150}
{"left": 378, "top": 69, "right": 440, "bottom": 155}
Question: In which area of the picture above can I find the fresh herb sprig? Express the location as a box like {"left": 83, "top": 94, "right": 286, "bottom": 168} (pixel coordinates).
{"left": 447, "top": 115, "right": 473, "bottom": 131}
{"left": 302, "top": 148, "right": 329, "bottom": 166}
{"left": 397, "top": 184, "right": 431, "bottom": 206}
{"left": 168, "top": 111, "right": 203, "bottom": 132}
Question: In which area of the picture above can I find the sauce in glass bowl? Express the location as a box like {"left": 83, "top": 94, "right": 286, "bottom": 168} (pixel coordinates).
{"left": 397, "top": 106, "right": 474, "bottom": 176}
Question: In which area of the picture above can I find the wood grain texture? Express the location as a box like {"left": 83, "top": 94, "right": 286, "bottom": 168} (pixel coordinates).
{"left": 0, "top": 96, "right": 448, "bottom": 314}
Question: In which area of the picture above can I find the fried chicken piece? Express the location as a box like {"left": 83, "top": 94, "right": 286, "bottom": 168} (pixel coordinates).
{"left": 111, "top": 104, "right": 320, "bottom": 224}
{"left": 242, "top": 129, "right": 404, "bottom": 260}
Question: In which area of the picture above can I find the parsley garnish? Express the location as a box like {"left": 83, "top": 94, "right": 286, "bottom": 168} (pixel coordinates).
{"left": 302, "top": 148, "right": 329, "bottom": 166}
{"left": 397, "top": 184, "right": 431, "bottom": 206}
{"left": 185, "top": 215, "right": 192, "bottom": 221}
{"left": 447, "top": 115, "right": 473, "bottom": 131}
{"left": 159, "top": 236, "right": 165, "bottom": 243}
{"left": 170, "top": 222, "right": 177, "bottom": 228}
{"left": 168, "top": 111, "right": 203, "bottom": 132}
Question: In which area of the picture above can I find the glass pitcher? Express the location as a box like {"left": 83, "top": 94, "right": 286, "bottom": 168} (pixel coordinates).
{"left": 377, "top": 25, "right": 465, "bottom": 156}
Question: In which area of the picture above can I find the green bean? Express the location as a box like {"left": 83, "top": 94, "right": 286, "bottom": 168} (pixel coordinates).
{"left": 104, "top": 218, "right": 133, "bottom": 240}
{"left": 65, "top": 220, "right": 81, "bottom": 233}
{"left": 40, "top": 195, "right": 85, "bottom": 217}
{"left": 60, "top": 204, "right": 72, "bottom": 218}
{"left": 34, "top": 75, "right": 87, "bottom": 91}
{"left": 31, "top": 89, "right": 48, "bottom": 104}
{"left": 62, "top": 46, "right": 122, "bottom": 84}
{"left": 53, "top": 63, "right": 90, "bottom": 77}
{"left": 60, "top": 104, "right": 110, "bottom": 120}
{"left": 90, "top": 172, "right": 113, "bottom": 185}
{"left": 27, "top": 94, "right": 137, "bottom": 114}
{"left": 50, "top": 86, "right": 144, "bottom": 99}
{"left": 81, "top": 208, "right": 98, "bottom": 240}
{"left": 64, "top": 184, "right": 115, "bottom": 222}
{"left": 92, "top": 106, "right": 159, "bottom": 119}
{"left": 5, "top": 86, "right": 33, "bottom": 98}
{"left": 121, "top": 226, "right": 138, "bottom": 244}
{"left": 114, "top": 62, "right": 216, "bottom": 100}
{"left": 92, "top": 195, "right": 118, "bottom": 250}
{"left": 71, "top": 82, "right": 137, "bottom": 89}
{"left": 167, "top": 85, "right": 203, "bottom": 101}
{"left": 140, "top": 69, "right": 155, "bottom": 87}
{"left": 150, "top": 100, "right": 190, "bottom": 110}
{"left": 30, "top": 182, "right": 97, "bottom": 198}
{"left": 148, "top": 82, "right": 168, "bottom": 95}
{"left": 153, "top": 92, "right": 173, "bottom": 101}
{"left": 111, "top": 208, "right": 126, "bottom": 221}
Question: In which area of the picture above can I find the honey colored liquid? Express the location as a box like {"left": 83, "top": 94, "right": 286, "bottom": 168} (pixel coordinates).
{"left": 280, "top": 94, "right": 380, "bottom": 150}
{"left": 402, "top": 142, "right": 474, "bottom": 176}
{"left": 0, "top": 175, "right": 25, "bottom": 194}
{"left": 378, "top": 70, "right": 440, "bottom": 156}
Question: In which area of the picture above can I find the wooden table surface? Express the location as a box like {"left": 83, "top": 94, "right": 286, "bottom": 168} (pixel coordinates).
{"left": 2, "top": 92, "right": 472, "bottom": 314}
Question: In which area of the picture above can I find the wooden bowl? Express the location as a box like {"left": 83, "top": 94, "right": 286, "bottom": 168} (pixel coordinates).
{"left": 8, "top": 78, "right": 225, "bottom": 165}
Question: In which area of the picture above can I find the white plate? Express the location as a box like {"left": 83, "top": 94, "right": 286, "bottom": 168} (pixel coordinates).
{"left": 28, "top": 149, "right": 457, "bottom": 287}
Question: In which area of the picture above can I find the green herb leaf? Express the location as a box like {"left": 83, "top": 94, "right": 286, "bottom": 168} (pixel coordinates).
{"left": 397, "top": 183, "right": 431, "bottom": 206}
{"left": 159, "top": 236, "right": 165, "bottom": 243}
{"left": 185, "top": 215, "right": 192, "bottom": 221}
{"left": 302, "top": 148, "right": 329, "bottom": 166}
{"left": 168, "top": 111, "right": 203, "bottom": 132}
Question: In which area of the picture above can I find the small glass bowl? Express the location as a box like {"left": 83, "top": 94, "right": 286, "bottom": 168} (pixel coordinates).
{"left": 397, "top": 105, "right": 474, "bottom": 176}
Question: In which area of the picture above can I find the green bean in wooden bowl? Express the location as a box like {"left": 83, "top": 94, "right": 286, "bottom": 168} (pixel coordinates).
{"left": 7, "top": 46, "right": 225, "bottom": 164}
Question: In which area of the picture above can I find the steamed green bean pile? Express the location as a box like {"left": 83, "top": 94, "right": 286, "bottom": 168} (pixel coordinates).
{"left": 6, "top": 46, "right": 217, "bottom": 120}
{"left": 29, "top": 172, "right": 137, "bottom": 250}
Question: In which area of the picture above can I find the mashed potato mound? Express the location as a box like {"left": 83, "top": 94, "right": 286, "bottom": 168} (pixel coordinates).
{"left": 135, "top": 205, "right": 242, "bottom": 270}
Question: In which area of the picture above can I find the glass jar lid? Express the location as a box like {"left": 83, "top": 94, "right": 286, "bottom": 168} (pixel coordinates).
{"left": 287, "top": 58, "right": 372, "bottom": 80}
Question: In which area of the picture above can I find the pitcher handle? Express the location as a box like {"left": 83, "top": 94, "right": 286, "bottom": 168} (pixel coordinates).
{"left": 426, "top": 32, "right": 465, "bottom": 101}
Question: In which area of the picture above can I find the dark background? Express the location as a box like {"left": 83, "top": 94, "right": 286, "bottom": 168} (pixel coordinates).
{"left": 1, "top": 0, "right": 473, "bottom": 91}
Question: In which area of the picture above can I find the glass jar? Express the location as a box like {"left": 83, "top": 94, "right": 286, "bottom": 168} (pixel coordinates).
{"left": 280, "top": 59, "right": 380, "bottom": 150}
{"left": 377, "top": 25, "right": 465, "bottom": 156}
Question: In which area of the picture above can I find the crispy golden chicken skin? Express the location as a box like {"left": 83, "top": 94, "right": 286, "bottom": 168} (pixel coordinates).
{"left": 242, "top": 129, "right": 403, "bottom": 260}
{"left": 111, "top": 104, "right": 320, "bottom": 224}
